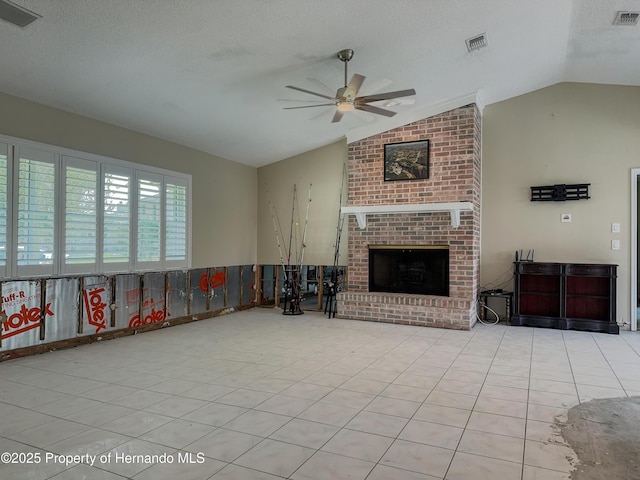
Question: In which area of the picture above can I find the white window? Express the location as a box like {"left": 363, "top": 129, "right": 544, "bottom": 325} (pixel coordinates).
{"left": 0, "top": 135, "right": 191, "bottom": 278}
{"left": 0, "top": 143, "right": 8, "bottom": 277}
{"left": 16, "top": 147, "right": 56, "bottom": 277}
{"left": 165, "top": 177, "right": 188, "bottom": 264}
{"left": 103, "top": 166, "right": 131, "bottom": 271}
{"left": 63, "top": 157, "right": 97, "bottom": 273}
{"left": 136, "top": 172, "right": 162, "bottom": 268}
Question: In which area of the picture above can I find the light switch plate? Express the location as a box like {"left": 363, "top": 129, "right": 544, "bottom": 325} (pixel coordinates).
{"left": 612, "top": 240, "right": 620, "bottom": 250}
{"left": 561, "top": 213, "right": 572, "bottom": 223}
{"left": 612, "top": 223, "right": 620, "bottom": 233}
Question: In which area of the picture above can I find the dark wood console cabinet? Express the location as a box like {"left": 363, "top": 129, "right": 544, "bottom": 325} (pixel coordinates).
{"left": 511, "top": 262, "right": 618, "bottom": 334}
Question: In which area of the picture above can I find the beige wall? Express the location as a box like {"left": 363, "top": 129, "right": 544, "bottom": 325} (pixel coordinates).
{"left": 257, "top": 139, "right": 348, "bottom": 266}
{"left": 0, "top": 92, "right": 257, "bottom": 268}
{"left": 482, "top": 83, "right": 640, "bottom": 326}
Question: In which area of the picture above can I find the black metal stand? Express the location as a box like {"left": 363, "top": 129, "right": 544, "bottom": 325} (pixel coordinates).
{"left": 324, "top": 270, "right": 338, "bottom": 318}
{"left": 282, "top": 266, "right": 303, "bottom": 315}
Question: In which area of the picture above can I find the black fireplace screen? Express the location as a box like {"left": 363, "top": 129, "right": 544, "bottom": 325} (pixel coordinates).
{"left": 369, "top": 246, "right": 449, "bottom": 296}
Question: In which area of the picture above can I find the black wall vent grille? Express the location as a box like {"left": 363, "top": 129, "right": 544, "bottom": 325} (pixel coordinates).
{"left": 530, "top": 183, "right": 590, "bottom": 202}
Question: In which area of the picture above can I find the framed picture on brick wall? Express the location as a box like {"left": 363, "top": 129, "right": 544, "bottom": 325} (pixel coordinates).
{"left": 384, "top": 139, "right": 430, "bottom": 181}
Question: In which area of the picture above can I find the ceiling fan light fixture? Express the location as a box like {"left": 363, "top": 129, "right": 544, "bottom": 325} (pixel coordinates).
{"left": 337, "top": 100, "right": 355, "bottom": 112}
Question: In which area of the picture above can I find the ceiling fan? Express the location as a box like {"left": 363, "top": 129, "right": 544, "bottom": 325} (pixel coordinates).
{"left": 284, "top": 49, "right": 416, "bottom": 123}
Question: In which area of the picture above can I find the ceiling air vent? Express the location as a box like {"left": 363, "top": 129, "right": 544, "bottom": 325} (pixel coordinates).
{"left": 613, "top": 11, "right": 639, "bottom": 26}
{"left": 0, "top": 0, "right": 40, "bottom": 28}
{"left": 466, "top": 33, "right": 488, "bottom": 52}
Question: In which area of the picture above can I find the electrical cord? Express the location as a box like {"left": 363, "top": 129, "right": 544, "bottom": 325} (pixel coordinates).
{"left": 481, "top": 266, "right": 514, "bottom": 292}
{"left": 476, "top": 297, "right": 500, "bottom": 325}
{"left": 476, "top": 266, "right": 516, "bottom": 325}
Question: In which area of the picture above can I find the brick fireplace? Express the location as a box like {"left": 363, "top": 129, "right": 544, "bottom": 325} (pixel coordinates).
{"left": 337, "top": 104, "right": 481, "bottom": 329}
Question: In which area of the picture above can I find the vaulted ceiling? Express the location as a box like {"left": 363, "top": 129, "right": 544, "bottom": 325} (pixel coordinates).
{"left": 1, "top": 0, "right": 639, "bottom": 167}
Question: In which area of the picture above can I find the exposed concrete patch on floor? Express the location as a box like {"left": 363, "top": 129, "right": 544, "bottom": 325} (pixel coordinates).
{"left": 559, "top": 396, "right": 640, "bottom": 480}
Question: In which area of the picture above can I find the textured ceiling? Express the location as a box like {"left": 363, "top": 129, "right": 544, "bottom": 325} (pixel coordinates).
{"left": 1, "top": 0, "right": 639, "bottom": 167}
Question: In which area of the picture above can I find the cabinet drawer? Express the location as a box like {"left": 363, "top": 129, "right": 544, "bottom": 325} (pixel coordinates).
{"left": 517, "top": 263, "right": 562, "bottom": 275}
{"left": 565, "top": 265, "right": 615, "bottom": 277}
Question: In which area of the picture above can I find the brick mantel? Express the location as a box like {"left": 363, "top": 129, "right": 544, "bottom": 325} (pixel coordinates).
{"left": 337, "top": 104, "right": 481, "bottom": 330}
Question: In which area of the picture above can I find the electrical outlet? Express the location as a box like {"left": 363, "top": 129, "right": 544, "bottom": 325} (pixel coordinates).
{"left": 612, "top": 240, "right": 620, "bottom": 250}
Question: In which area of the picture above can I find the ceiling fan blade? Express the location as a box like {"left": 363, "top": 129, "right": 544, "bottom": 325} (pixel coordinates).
{"left": 346, "top": 74, "right": 365, "bottom": 96}
{"left": 331, "top": 110, "right": 344, "bottom": 123}
{"left": 283, "top": 103, "right": 336, "bottom": 110}
{"left": 381, "top": 97, "right": 416, "bottom": 108}
{"left": 382, "top": 97, "right": 416, "bottom": 107}
{"left": 285, "top": 85, "right": 336, "bottom": 101}
{"left": 358, "top": 88, "right": 416, "bottom": 103}
{"left": 306, "top": 77, "right": 335, "bottom": 96}
{"left": 309, "top": 107, "right": 335, "bottom": 122}
{"left": 356, "top": 104, "right": 397, "bottom": 117}
{"left": 278, "top": 98, "right": 331, "bottom": 103}
{"left": 361, "top": 77, "right": 393, "bottom": 95}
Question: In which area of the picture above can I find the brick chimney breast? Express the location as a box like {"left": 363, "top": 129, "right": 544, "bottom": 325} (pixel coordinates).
{"left": 337, "top": 104, "right": 481, "bottom": 329}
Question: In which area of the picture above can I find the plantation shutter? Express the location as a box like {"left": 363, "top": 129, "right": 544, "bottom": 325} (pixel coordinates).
{"left": 63, "top": 156, "right": 98, "bottom": 273}
{"left": 103, "top": 166, "right": 132, "bottom": 271}
{"left": 16, "top": 147, "right": 57, "bottom": 276}
{"left": 165, "top": 178, "right": 188, "bottom": 264}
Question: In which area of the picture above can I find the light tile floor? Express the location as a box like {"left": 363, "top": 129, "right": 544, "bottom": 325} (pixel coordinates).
{"left": 1, "top": 308, "right": 640, "bottom": 480}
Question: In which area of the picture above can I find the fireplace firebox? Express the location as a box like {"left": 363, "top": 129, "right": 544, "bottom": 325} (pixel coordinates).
{"left": 369, "top": 246, "right": 449, "bottom": 296}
